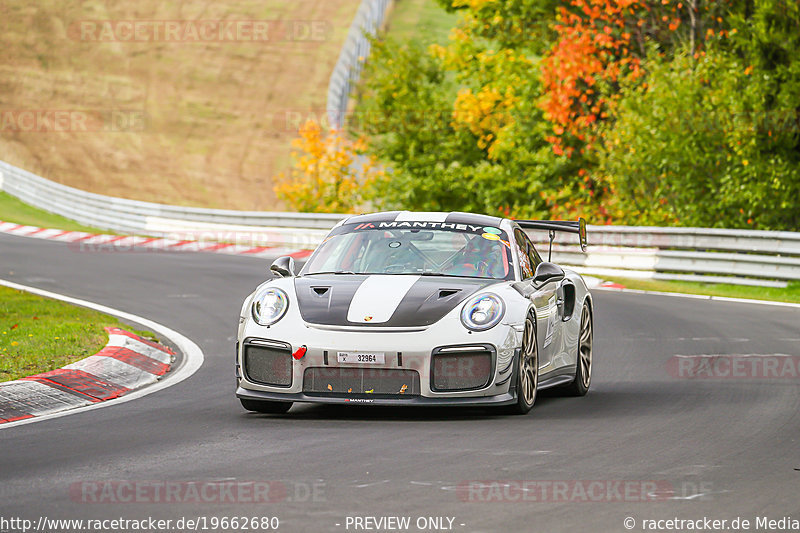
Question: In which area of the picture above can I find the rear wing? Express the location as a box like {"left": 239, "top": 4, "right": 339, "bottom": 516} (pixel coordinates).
{"left": 514, "top": 217, "right": 587, "bottom": 261}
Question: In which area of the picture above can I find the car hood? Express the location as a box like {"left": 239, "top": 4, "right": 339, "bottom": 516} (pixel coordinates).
{"left": 293, "top": 274, "right": 498, "bottom": 327}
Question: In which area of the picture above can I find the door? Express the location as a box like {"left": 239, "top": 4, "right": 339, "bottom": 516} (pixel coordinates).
{"left": 513, "top": 228, "right": 563, "bottom": 375}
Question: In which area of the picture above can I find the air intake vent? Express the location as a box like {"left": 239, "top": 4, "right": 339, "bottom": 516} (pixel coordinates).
{"left": 312, "top": 287, "right": 330, "bottom": 296}
{"left": 243, "top": 341, "right": 293, "bottom": 387}
{"left": 303, "top": 367, "right": 420, "bottom": 397}
{"left": 431, "top": 345, "right": 494, "bottom": 391}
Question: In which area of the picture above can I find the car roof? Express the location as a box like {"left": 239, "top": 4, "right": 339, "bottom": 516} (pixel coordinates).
{"left": 341, "top": 211, "right": 506, "bottom": 228}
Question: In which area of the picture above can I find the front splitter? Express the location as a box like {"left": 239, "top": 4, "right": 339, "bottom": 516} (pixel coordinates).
{"left": 236, "top": 386, "right": 517, "bottom": 407}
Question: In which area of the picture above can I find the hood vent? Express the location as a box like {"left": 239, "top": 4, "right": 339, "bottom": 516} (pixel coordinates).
{"left": 311, "top": 286, "right": 330, "bottom": 297}
{"left": 438, "top": 289, "right": 461, "bottom": 299}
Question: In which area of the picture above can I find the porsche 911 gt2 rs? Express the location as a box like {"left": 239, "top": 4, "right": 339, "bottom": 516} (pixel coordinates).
{"left": 236, "top": 211, "right": 593, "bottom": 415}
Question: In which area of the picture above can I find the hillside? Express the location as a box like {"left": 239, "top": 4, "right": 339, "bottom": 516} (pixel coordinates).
{"left": 0, "top": 1, "right": 359, "bottom": 210}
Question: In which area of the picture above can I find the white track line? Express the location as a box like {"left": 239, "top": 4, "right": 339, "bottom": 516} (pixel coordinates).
{"left": 0, "top": 279, "right": 204, "bottom": 430}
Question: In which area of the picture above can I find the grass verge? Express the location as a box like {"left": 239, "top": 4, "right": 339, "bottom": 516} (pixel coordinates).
{"left": 385, "top": 0, "right": 459, "bottom": 45}
{"left": 0, "top": 191, "right": 107, "bottom": 233}
{"left": 601, "top": 277, "right": 800, "bottom": 304}
{"left": 0, "top": 285, "right": 157, "bottom": 383}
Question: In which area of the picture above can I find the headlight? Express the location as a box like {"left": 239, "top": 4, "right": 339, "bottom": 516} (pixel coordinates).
{"left": 461, "top": 293, "right": 504, "bottom": 331}
{"left": 251, "top": 287, "right": 288, "bottom": 326}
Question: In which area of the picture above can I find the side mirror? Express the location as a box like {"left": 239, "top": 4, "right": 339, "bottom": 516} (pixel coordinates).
{"left": 270, "top": 256, "right": 296, "bottom": 278}
{"left": 532, "top": 262, "right": 565, "bottom": 286}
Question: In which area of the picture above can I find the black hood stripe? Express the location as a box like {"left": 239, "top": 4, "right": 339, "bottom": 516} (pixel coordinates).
{"left": 294, "top": 275, "right": 496, "bottom": 327}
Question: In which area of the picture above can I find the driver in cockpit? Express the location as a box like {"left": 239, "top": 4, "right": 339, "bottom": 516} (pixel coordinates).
{"left": 443, "top": 234, "right": 508, "bottom": 278}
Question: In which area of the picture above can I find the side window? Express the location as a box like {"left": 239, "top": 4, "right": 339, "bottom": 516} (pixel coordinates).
{"left": 526, "top": 237, "right": 543, "bottom": 269}
{"left": 514, "top": 229, "right": 534, "bottom": 279}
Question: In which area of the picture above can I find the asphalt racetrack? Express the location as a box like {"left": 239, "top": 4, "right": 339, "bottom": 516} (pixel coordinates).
{"left": 1, "top": 232, "right": 799, "bottom": 532}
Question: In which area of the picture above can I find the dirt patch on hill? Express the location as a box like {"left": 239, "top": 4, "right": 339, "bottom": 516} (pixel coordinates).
{"left": 0, "top": 1, "right": 359, "bottom": 210}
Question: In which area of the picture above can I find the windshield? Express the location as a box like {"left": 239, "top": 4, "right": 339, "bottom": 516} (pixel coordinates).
{"left": 302, "top": 222, "right": 514, "bottom": 280}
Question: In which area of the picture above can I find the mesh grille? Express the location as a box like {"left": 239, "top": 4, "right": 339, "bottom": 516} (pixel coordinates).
{"left": 432, "top": 350, "right": 493, "bottom": 391}
{"left": 243, "top": 343, "right": 292, "bottom": 387}
{"left": 304, "top": 367, "right": 420, "bottom": 397}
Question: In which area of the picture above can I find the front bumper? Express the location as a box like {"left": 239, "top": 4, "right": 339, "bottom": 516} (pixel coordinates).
{"left": 236, "top": 320, "right": 522, "bottom": 404}
{"left": 236, "top": 386, "right": 518, "bottom": 407}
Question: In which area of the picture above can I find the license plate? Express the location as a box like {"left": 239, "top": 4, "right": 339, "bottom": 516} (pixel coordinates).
{"left": 337, "top": 351, "right": 385, "bottom": 364}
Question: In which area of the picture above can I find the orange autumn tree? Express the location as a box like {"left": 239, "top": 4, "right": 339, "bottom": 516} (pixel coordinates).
{"left": 538, "top": 0, "right": 732, "bottom": 221}
{"left": 541, "top": 0, "right": 643, "bottom": 156}
{"left": 541, "top": 0, "right": 730, "bottom": 151}
{"left": 274, "top": 120, "right": 384, "bottom": 213}
{"left": 539, "top": 0, "right": 652, "bottom": 221}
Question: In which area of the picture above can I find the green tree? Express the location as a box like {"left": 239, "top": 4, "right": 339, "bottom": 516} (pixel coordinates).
{"left": 355, "top": 6, "right": 576, "bottom": 219}
{"left": 599, "top": 46, "right": 800, "bottom": 229}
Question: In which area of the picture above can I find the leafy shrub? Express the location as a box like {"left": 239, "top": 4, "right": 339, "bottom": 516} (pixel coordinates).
{"left": 599, "top": 46, "right": 800, "bottom": 229}
{"left": 274, "top": 120, "right": 384, "bottom": 213}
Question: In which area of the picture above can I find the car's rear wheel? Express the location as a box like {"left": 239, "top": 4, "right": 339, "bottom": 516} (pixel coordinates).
{"left": 562, "top": 304, "right": 592, "bottom": 396}
{"left": 240, "top": 399, "right": 293, "bottom": 414}
{"left": 503, "top": 313, "right": 538, "bottom": 415}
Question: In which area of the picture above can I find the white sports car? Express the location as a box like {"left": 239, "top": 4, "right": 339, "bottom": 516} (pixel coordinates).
{"left": 236, "top": 211, "right": 592, "bottom": 415}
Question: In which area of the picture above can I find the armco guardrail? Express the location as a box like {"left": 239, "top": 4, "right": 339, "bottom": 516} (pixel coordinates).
{"left": 525, "top": 226, "right": 800, "bottom": 288}
{"left": 327, "top": 0, "right": 392, "bottom": 129}
{"left": 2, "top": 159, "right": 798, "bottom": 287}
{"left": 0, "top": 160, "right": 339, "bottom": 249}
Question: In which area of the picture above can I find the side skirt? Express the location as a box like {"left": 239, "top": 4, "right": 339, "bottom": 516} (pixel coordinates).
{"left": 538, "top": 365, "right": 577, "bottom": 390}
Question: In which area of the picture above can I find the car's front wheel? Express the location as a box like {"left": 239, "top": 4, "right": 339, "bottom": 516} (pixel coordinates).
{"left": 503, "top": 312, "right": 538, "bottom": 415}
{"left": 240, "top": 399, "right": 292, "bottom": 414}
